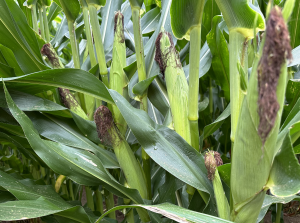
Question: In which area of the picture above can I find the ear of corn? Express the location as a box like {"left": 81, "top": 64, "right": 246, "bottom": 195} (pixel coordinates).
{"left": 155, "top": 30, "right": 190, "bottom": 144}
{"left": 231, "top": 7, "right": 292, "bottom": 222}
{"left": 205, "top": 151, "right": 230, "bottom": 220}
{"left": 94, "top": 106, "right": 150, "bottom": 222}
{"left": 41, "top": 43, "right": 88, "bottom": 120}
{"left": 110, "top": 12, "right": 128, "bottom": 136}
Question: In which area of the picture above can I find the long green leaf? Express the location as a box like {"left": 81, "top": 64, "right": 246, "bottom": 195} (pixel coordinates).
{"left": 1, "top": 69, "right": 114, "bottom": 104}
{"left": 170, "top": 0, "right": 205, "bottom": 40}
{"left": 0, "top": 0, "right": 47, "bottom": 73}
{"left": 97, "top": 203, "right": 232, "bottom": 223}
{"left": 267, "top": 133, "right": 300, "bottom": 196}
{"left": 3, "top": 83, "right": 144, "bottom": 204}
{"left": 109, "top": 89, "right": 217, "bottom": 214}
{"left": 27, "top": 112, "right": 119, "bottom": 168}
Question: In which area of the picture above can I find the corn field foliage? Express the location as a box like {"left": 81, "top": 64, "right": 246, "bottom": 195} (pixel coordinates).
{"left": 1, "top": 0, "right": 300, "bottom": 222}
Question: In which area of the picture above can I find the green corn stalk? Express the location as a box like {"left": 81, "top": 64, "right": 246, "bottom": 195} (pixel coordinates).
{"left": 155, "top": 30, "right": 190, "bottom": 144}
{"left": 42, "top": 5, "right": 50, "bottom": 42}
{"left": 170, "top": 0, "right": 205, "bottom": 152}
{"left": 205, "top": 151, "right": 230, "bottom": 220}
{"left": 86, "top": 0, "right": 108, "bottom": 87}
{"left": 110, "top": 12, "right": 128, "bottom": 136}
{"left": 58, "top": 0, "right": 81, "bottom": 69}
{"left": 214, "top": 0, "right": 265, "bottom": 142}
{"left": 104, "top": 188, "right": 116, "bottom": 219}
{"left": 94, "top": 106, "right": 150, "bottom": 222}
{"left": 41, "top": 0, "right": 51, "bottom": 42}
{"left": 38, "top": 5, "right": 45, "bottom": 39}
{"left": 59, "top": 0, "right": 97, "bottom": 119}
{"left": 230, "top": 6, "right": 292, "bottom": 222}
{"left": 26, "top": 0, "right": 39, "bottom": 33}
{"left": 79, "top": 0, "right": 97, "bottom": 67}
{"left": 79, "top": 0, "right": 97, "bottom": 120}
{"left": 129, "top": 0, "right": 151, "bottom": 199}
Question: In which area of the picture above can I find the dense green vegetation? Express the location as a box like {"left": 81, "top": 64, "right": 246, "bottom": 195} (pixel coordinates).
{"left": 1, "top": 0, "right": 300, "bottom": 222}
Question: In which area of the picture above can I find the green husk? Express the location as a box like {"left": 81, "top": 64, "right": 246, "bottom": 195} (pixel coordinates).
{"left": 40, "top": 43, "right": 88, "bottom": 120}
{"left": 205, "top": 151, "right": 230, "bottom": 220}
{"left": 94, "top": 106, "right": 150, "bottom": 222}
{"left": 110, "top": 12, "right": 128, "bottom": 136}
{"left": 155, "top": 30, "right": 190, "bottom": 144}
{"left": 230, "top": 7, "right": 292, "bottom": 222}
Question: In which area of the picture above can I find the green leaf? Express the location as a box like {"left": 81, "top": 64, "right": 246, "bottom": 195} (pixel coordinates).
{"left": 27, "top": 112, "right": 119, "bottom": 169}
{"left": 257, "top": 195, "right": 298, "bottom": 222}
{"left": 282, "top": 0, "right": 296, "bottom": 22}
{"left": 1, "top": 69, "right": 114, "bottom": 104}
{"left": 0, "top": 0, "right": 47, "bottom": 73}
{"left": 0, "top": 88, "right": 66, "bottom": 112}
{"left": 202, "top": 104, "right": 230, "bottom": 140}
{"left": 288, "top": 0, "right": 300, "bottom": 48}
{"left": 132, "top": 75, "right": 157, "bottom": 97}
{"left": 0, "top": 44, "right": 25, "bottom": 76}
{"left": 289, "top": 45, "right": 300, "bottom": 67}
{"left": 86, "top": 0, "right": 106, "bottom": 10}
{"left": 96, "top": 203, "right": 233, "bottom": 223}
{"left": 0, "top": 197, "right": 62, "bottom": 221}
{"left": 129, "top": 0, "right": 143, "bottom": 8}
{"left": 3, "top": 84, "right": 144, "bottom": 204}
{"left": 58, "top": 0, "right": 80, "bottom": 23}
{"left": 214, "top": 0, "right": 265, "bottom": 38}
{"left": 267, "top": 133, "right": 300, "bottom": 196}
{"left": 201, "top": 0, "right": 220, "bottom": 46}
{"left": 109, "top": 89, "right": 217, "bottom": 214}
{"left": 207, "top": 16, "right": 230, "bottom": 101}
{"left": 217, "top": 164, "right": 231, "bottom": 187}
{"left": 47, "top": 2, "right": 62, "bottom": 26}
{"left": 170, "top": 0, "right": 205, "bottom": 40}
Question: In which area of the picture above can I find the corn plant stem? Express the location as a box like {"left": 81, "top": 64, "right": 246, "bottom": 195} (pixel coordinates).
{"left": 42, "top": 5, "right": 50, "bottom": 42}
{"left": 276, "top": 203, "right": 282, "bottom": 223}
{"left": 175, "top": 190, "right": 183, "bottom": 207}
{"left": 104, "top": 189, "right": 116, "bottom": 219}
{"left": 67, "top": 20, "right": 86, "bottom": 110}
{"left": 126, "top": 209, "right": 135, "bottom": 223}
{"left": 68, "top": 180, "right": 75, "bottom": 201}
{"left": 209, "top": 78, "right": 213, "bottom": 116}
{"left": 88, "top": 5, "right": 108, "bottom": 87}
{"left": 229, "top": 31, "right": 247, "bottom": 142}
{"left": 95, "top": 189, "right": 104, "bottom": 214}
{"left": 67, "top": 21, "right": 81, "bottom": 69}
{"left": 82, "top": 6, "right": 97, "bottom": 67}
{"left": 39, "top": 7, "right": 45, "bottom": 40}
{"left": 31, "top": 4, "right": 38, "bottom": 33}
{"left": 188, "top": 26, "right": 201, "bottom": 152}
{"left": 131, "top": 6, "right": 151, "bottom": 199}
{"left": 86, "top": 186, "right": 95, "bottom": 211}
{"left": 82, "top": 5, "right": 97, "bottom": 120}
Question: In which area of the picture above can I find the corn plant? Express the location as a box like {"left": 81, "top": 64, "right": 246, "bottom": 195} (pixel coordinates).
{"left": 1, "top": 0, "right": 300, "bottom": 223}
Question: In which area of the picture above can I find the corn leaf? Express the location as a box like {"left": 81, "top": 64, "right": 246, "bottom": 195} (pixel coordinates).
{"left": 58, "top": 0, "right": 80, "bottom": 23}
{"left": 206, "top": 16, "right": 230, "bottom": 101}
{"left": 109, "top": 89, "right": 218, "bottom": 215}
{"left": 3, "top": 83, "right": 144, "bottom": 204}
{"left": 170, "top": 0, "right": 205, "bottom": 40}
{"left": 96, "top": 203, "right": 233, "bottom": 223}
{"left": 267, "top": 133, "right": 300, "bottom": 196}
{"left": 214, "top": 0, "right": 265, "bottom": 38}
{"left": 0, "top": 69, "right": 114, "bottom": 104}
